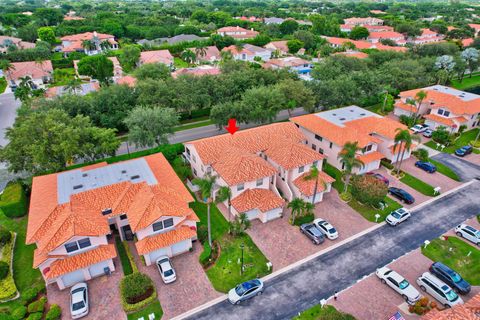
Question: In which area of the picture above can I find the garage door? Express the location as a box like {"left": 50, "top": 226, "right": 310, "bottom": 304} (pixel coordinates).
{"left": 148, "top": 247, "right": 170, "bottom": 263}
{"left": 171, "top": 239, "right": 191, "bottom": 255}
{"left": 245, "top": 209, "right": 259, "bottom": 221}
{"left": 61, "top": 269, "right": 86, "bottom": 287}
{"left": 88, "top": 260, "right": 110, "bottom": 278}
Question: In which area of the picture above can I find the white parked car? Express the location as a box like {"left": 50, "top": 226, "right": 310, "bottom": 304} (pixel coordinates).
{"left": 70, "top": 283, "right": 89, "bottom": 319}
{"left": 410, "top": 124, "right": 429, "bottom": 134}
{"left": 376, "top": 267, "right": 420, "bottom": 304}
{"left": 455, "top": 224, "right": 480, "bottom": 246}
{"left": 313, "top": 218, "right": 339, "bottom": 240}
{"left": 385, "top": 208, "right": 411, "bottom": 226}
{"left": 416, "top": 272, "right": 464, "bottom": 308}
{"left": 156, "top": 256, "right": 176, "bottom": 284}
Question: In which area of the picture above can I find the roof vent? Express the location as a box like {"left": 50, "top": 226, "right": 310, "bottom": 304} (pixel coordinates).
{"left": 360, "top": 113, "right": 366, "bottom": 116}
{"left": 101, "top": 208, "right": 112, "bottom": 216}
{"left": 82, "top": 173, "right": 88, "bottom": 177}
{"left": 350, "top": 109, "right": 354, "bottom": 112}
{"left": 73, "top": 184, "right": 83, "bottom": 190}
{"left": 332, "top": 113, "right": 337, "bottom": 116}
{"left": 121, "top": 170, "right": 127, "bottom": 174}
{"left": 340, "top": 117, "right": 346, "bottom": 121}
{"left": 130, "top": 175, "right": 140, "bottom": 180}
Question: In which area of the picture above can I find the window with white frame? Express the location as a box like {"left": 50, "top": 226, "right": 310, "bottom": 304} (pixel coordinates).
{"left": 237, "top": 183, "right": 245, "bottom": 191}
{"left": 298, "top": 166, "right": 305, "bottom": 173}
{"left": 153, "top": 218, "right": 174, "bottom": 232}
{"left": 65, "top": 238, "right": 91, "bottom": 253}
{"left": 363, "top": 145, "right": 373, "bottom": 153}
{"left": 256, "top": 178, "right": 263, "bottom": 186}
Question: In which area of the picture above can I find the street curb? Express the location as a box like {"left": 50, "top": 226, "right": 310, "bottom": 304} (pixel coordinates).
{"left": 170, "top": 180, "right": 476, "bottom": 320}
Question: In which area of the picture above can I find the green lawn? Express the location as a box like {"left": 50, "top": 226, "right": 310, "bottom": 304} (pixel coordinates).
{"left": 323, "top": 162, "right": 345, "bottom": 192}
{"left": 50, "top": 68, "right": 77, "bottom": 87}
{"left": 174, "top": 57, "right": 189, "bottom": 68}
{"left": 174, "top": 119, "right": 213, "bottom": 132}
{"left": 365, "top": 103, "right": 388, "bottom": 116}
{"left": 0, "top": 211, "right": 44, "bottom": 313}
{"left": 189, "top": 201, "right": 230, "bottom": 241}
{"left": 348, "top": 196, "right": 402, "bottom": 223}
{"left": 425, "top": 128, "right": 480, "bottom": 155}
{"left": 429, "top": 159, "right": 461, "bottom": 181}
{"left": 114, "top": 237, "right": 133, "bottom": 275}
{"left": 0, "top": 77, "right": 7, "bottom": 94}
{"left": 451, "top": 74, "right": 480, "bottom": 90}
{"left": 293, "top": 305, "right": 356, "bottom": 320}
{"left": 400, "top": 172, "right": 436, "bottom": 196}
{"left": 126, "top": 300, "right": 163, "bottom": 320}
{"left": 422, "top": 237, "right": 480, "bottom": 285}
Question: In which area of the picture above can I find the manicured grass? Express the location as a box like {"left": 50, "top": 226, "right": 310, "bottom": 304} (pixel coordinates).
{"left": 400, "top": 172, "right": 436, "bottom": 196}
{"left": 349, "top": 196, "right": 402, "bottom": 223}
{"left": 421, "top": 237, "right": 480, "bottom": 285}
{"left": 206, "top": 233, "right": 270, "bottom": 293}
{"left": 451, "top": 74, "right": 480, "bottom": 90}
{"left": 126, "top": 300, "right": 163, "bottom": 320}
{"left": 189, "top": 201, "right": 230, "bottom": 242}
{"left": 0, "top": 211, "right": 44, "bottom": 313}
{"left": 429, "top": 159, "right": 461, "bottom": 181}
{"left": 174, "top": 119, "right": 213, "bottom": 132}
{"left": 293, "top": 304, "right": 356, "bottom": 320}
{"left": 0, "top": 233, "right": 18, "bottom": 301}
{"left": 425, "top": 128, "right": 480, "bottom": 155}
{"left": 323, "top": 162, "right": 345, "bottom": 192}
{"left": 50, "top": 68, "right": 76, "bottom": 87}
{"left": 114, "top": 237, "right": 133, "bottom": 275}
{"left": 0, "top": 77, "right": 7, "bottom": 94}
{"left": 174, "top": 57, "right": 189, "bottom": 68}
{"left": 365, "top": 103, "right": 389, "bottom": 116}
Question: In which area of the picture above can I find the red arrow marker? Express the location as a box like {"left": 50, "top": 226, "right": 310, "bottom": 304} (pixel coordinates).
{"left": 225, "top": 118, "right": 239, "bottom": 135}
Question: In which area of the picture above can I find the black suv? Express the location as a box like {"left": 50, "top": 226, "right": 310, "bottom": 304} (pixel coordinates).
{"left": 429, "top": 262, "right": 471, "bottom": 295}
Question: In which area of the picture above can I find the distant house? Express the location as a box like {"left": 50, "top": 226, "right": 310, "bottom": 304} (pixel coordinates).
{"left": 193, "top": 45, "right": 221, "bottom": 63}
{"left": 60, "top": 31, "right": 118, "bottom": 55}
{"left": 222, "top": 44, "right": 271, "bottom": 62}
{"left": 6, "top": 60, "right": 53, "bottom": 88}
{"left": 73, "top": 57, "right": 123, "bottom": 79}
{"left": 333, "top": 51, "right": 369, "bottom": 59}
{"left": 394, "top": 85, "right": 480, "bottom": 133}
{"left": 45, "top": 82, "right": 100, "bottom": 98}
{"left": 236, "top": 16, "right": 262, "bottom": 22}
{"left": 115, "top": 75, "right": 137, "bottom": 87}
{"left": 139, "top": 50, "right": 174, "bottom": 67}
{"left": 468, "top": 23, "right": 480, "bottom": 36}
{"left": 263, "top": 57, "right": 313, "bottom": 78}
{"left": 368, "top": 31, "right": 406, "bottom": 45}
{"left": 63, "top": 15, "right": 85, "bottom": 21}
{"left": 0, "top": 36, "right": 35, "bottom": 53}
{"left": 462, "top": 38, "right": 474, "bottom": 47}
{"left": 370, "top": 10, "right": 386, "bottom": 15}
{"left": 323, "top": 36, "right": 408, "bottom": 52}
{"left": 216, "top": 26, "right": 259, "bottom": 40}
{"left": 172, "top": 65, "right": 221, "bottom": 78}
{"left": 264, "top": 41, "right": 289, "bottom": 55}
{"left": 409, "top": 28, "right": 444, "bottom": 45}
{"left": 340, "top": 24, "right": 394, "bottom": 33}
{"left": 344, "top": 17, "right": 384, "bottom": 26}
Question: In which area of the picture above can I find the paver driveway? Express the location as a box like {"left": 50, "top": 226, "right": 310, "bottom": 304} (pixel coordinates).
{"left": 47, "top": 257, "right": 125, "bottom": 320}
{"left": 243, "top": 190, "right": 375, "bottom": 270}
{"left": 130, "top": 241, "right": 220, "bottom": 320}
{"left": 400, "top": 158, "right": 462, "bottom": 192}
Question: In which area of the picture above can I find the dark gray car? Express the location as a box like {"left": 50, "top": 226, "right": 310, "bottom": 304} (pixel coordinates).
{"left": 300, "top": 223, "right": 325, "bottom": 245}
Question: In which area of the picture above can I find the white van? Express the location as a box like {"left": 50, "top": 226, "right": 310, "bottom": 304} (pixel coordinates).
{"left": 416, "top": 272, "right": 463, "bottom": 308}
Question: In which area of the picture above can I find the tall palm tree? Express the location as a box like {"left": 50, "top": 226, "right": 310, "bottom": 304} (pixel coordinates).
{"left": 303, "top": 165, "right": 326, "bottom": 204}
{"left": 181, "top": 49, "right": 196, "bottom": 65}
{"left": 393, "top": 128, "right": 421, "bottom": 174}
{"left": 287, "top": 198, "right": 305, "bottom": 225}
{"left": 412, "top": 90, "right": 427, "bottom": 122}
{"left": 19, "top": 76, "right": 34, "bottom": 88}
{"left": 192, "top": 175, "right": 217, "bottom": 246}
{"left": 195, "top": 45, "right": 208, "bottom": 61}
{"left": 100, "top": 40, "right": 111, "bottom": 51}
{"left": 82, "top": 40, "right": 96, "bottom": 53}
{"left": 64, "top": 78, "right": 82, "bottom": 94}
{"left": 220, "top": 50, "right": 233, "bottom": 62}
{"left": 216, "top": 186, "right": 232, "bottom": 222}
{"left": 0, "top": 59, "right": 15, "bottom": 80}
{"left": 338, "top": 142, "right": 364, "bottom": 193}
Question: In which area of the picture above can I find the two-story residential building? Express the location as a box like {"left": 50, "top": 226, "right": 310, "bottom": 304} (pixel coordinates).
{"left": 222, "top": 44, "right": 272, "bottom": 62}
{"left": 139, "top": 50, "right": 174, "bottom": 67}
{"left": 0, "top": 36, "right": 35, "bottom": 53}
{"left": 60, "top": 31, "right": 118, "bottom": 55}
{"left": 367, "top": 31, "right": 406, "bottom": 45}
{"left": 216, "top": 26, "right": 259, "bottom": 40}
{"left": 264, "top": 41, "right": 290, "bottom": 55}
{"left": 409, "top": 28, "right": 445, "bottom": 45}
{"left": 340, "top": 24, "right": 393, "bottom": 33}
{"left": 290, "top": 106, "right": 413, "bottom": 174}
{"left": 394, "top": 85, "right": 480, "bottom": 133}
{"left": 183, "top": 123, "right": 334, "bottom": 223}
{"left": 323, "top": 36, "right": 408, "bottom": 52}
{"left": 263, "top": 57, "right": 313, "bottom": 78}
{"left": 27, "top": 153, "right": 198, "bottom": 290}
{"left": 6, "top": 60, "right": 53, "bottom": 88}
{"left": 344, "top": 17, "right": 384, "bottom": 26}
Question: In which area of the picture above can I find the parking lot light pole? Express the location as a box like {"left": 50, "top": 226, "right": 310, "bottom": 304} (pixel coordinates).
{"left": 240, "top": 243, "right": 245, "bottom": 275}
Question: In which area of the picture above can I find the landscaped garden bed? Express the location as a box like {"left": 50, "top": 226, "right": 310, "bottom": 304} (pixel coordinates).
{"left": 425, "top": 128, "right": 480, "bottom": 155}
{"left": 399, "top": 172, "right": 436, "bottom": 197}
{"left": 293, "top": 304, "right": 356, "bottom": 320}
{"left": 0, "top": 231, "right": 18, "bottom": 302}
{"left": 120, "top": 272, "right": 158, "bottom": 313}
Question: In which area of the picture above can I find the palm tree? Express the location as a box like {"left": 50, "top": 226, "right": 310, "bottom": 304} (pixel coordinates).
{"left": 195, "top": 45, "right": 208, "bottom": 61}
{"left": 0, "top": 59, "right": 15, "bottom": 80}
{"left": 81, "top": 40, "right": 96, "bottom": 53}
{"left": 338, "top": 142, "right": 364, "bottom": 193}
{"left": 100, "top": 40, "right": 111, "bottom": 51}
{"left": 220, "top": 50, "right": 233, "bottom": 62}
{"left": 192, "top": 175, "right": 217, "bottom": 246}
{"left": 303, "top": 165, "right": 326, "bottom": 204}
{"left": 412, "top": 90, "right": 427, "bottom": 122}
{"left": 393, "top": 128, "right": 421, "bottom": 174}
{"left": 64, "top": 78, "right": 82, "bottom": 94}
{"left": 287, "top": 198, "right": 305, "bottom": 225}
{"left": 19, "top": 76, "right": 34, "bottom": 89}
{"left": 216, "top": 186, "right": 232, "bottom": 222}
{"left": 181, "top": 49, "right": 196, "bottom": 65}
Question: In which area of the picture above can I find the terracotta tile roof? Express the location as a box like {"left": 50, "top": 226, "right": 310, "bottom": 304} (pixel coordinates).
{"left": 468, "top": 23, "right": 480, "bottom": 31}
{"left": 45, "top": 244, "right": 116, "bottom": 279}
{"left": 231, "top": 188, "right": 285, "bottom": 213}
{"left": 213, "top": 151, "right": 277, "bottom": 186}
{"left": 139, "top": 50, "right": 174, "bottom": 65}
{"left": 292, "top": 171, "right": 336, "bottom": 196}
{"left": 452, "top": 116, "right": 468, "bottom": 123}
{"left": 61, "top": 31, "right": 114, "bottom": 42}
{"left": 6, "top": 61, "right": 53, "bottom": 81}
{"left": 344, "top": 116, "right": 410, "bottom": 140}
{"left": 399, "top": 88, "right": 480, "bottom": 115}
{"left": 172, "top": 66, "right": 221, "bottom": 78}
{"left": 217, "top": 26, "right": 259, "bottom": 39}
{"left": 116, "top": 75, "right": 137, "bottom": 87}
{"left": 264, "top": 141, "right": 324, "bottom": 170}
{"left": 63, "top": 16, "right": 85, "bottom": 21}
{"left": 265, "top": 40, "right": 289, "bottom": 53}
{"left": 264, "top": 57, "right": 309, "bottom": 68}
{"left": 356, "top": 151, "right": 385, "bottom": 164}
{"left": 333, "top": 51, "right": 369, "bottom": 59}
{"left": 135, "top": 226, "right": 196, "bottom": 255}
{"left": 422, "top": 292, "right": 480, "bottom": 320}
{"left": 344, "top": 17, "right": 384, "bottom": 25}
{"left": 462, "top": 38, "right": 474, "bottom": 47}
{"left": 368, "top": 31, "right": 405, "bottom": 39}
{"left": 395, "top": 100, "right": 418, "bottom": 113}
{"left": 424, "top": 113, "right": 456, "bottom": 126}
{"left": 187, "top": 122, "right": 304, "bottom": 165}
{"left": 194, "top": 45, "right": 220, "bottom": 61}
{"left": 324, "top": 37, "right": 372, "bottom": 50}
{"left": 373, "top": 44, "right": 408, "bottom": 52}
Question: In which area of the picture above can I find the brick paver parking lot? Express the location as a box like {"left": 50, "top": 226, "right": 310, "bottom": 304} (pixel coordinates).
{"left": 244, "top": 190, "right": 375, "bottom": 270}
{"left": 400, "top": 158, "right": 462, "bottom": 192}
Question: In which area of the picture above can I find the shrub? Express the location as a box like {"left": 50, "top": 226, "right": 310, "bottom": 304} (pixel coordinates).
{"left": 432, "top": 126, "right": 450, "bottom": 144}
{"left": 27, "top": 296, "right": 47, "bottom": 314}
{"left": 351, "top": 175, "right": 388, "bottom": 206}
{"left": 199, "top": 242, "right": 212, "bottom": 267}
{"left": 0, "top": 261, "right": 9, "bottom": 280}
{"left": 0, "top": 228, "right": 12, "bottom": 246}
{"left": 0, "top": 182, "right": 28, "bottom": 218}
{"left": 21, "top": 287, "right": 40, "bottom": 304}
{"left": 399, "top": 114, "right": 416, "bottom": 127}
{"left": 0, "top": 234, "right": 17, "bottom": 301}
{"left": 11, "top": 306, "right": 27, "bottom": 320}
{"left": 123, "top": 241, "right": 138, "bottom": 273}
{"left": 419, "top": 296, "right": 429, "bottom": 307}
{"left": 413, "top": 148, "right": 429, "bottom": 162}
{"left": 197, "top": 225, "right": 208, "bottom": 243}
{"left": 45, "top": 304, "right": 62, "bottom": 320}
{"left": 120, "top": 273, "right": 154, "bottom": 304}
{"left": 26, "top": 313, "right": 43, "bottom": 320}
{"left": 381, "top": 159, "right": 394, "bottom": 170}
{"left": 293, "top": 213, "right": 315, "bottom": 226}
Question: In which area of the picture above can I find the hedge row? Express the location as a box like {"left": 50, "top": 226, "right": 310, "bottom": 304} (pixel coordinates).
{"left": 293, "top": 213, "right": 315, "bottom": 226}
{"left": 0, "top": 182, "right": 28, "bottom": 218}
{"left": 124, "top": 241, "right": 139, "bottom": 273}
{"left": 0, "top": 232, "right": 18, "bottom": 301}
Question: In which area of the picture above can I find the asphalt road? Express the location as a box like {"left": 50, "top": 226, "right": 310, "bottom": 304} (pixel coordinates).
{"left": 0, "top": 92, "right": 20, "bottom": 148}
{"left": 432, "top": 153, "right": 480, "bottom": 181}
{"left": 188, "top": 181, "right": 480, "bottom": 320}
{"left": 115, "top": 107, "right": 309, "bottom": 155}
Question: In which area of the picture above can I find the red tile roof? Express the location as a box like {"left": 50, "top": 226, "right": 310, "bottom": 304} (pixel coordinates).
{"left": 422, "top": 292, "right": 480, "bottom": 320}
{"left": 116, "top": 75, "right": 137, "bottom": 87}
{"left": 135, "top": 226, "right": 197, "bottom": 255}
{"left": 368, "top": 31, "right": 405, "bottom": 39}
{"left": 231, "top": 188, "right": 285, "bottom": 213}
{"left": 61, "top": 31, "right": 114, "bottom": 41}
{"left": 264, "top": 141, "right": 325, "bottom": 170}
{"left": 333, "top": 51, "right": 369, "bottom": 59}
{"left": 356, "top": 151, "right": 385, "bottom": 164}
{"left": 423, "top": 113, "right": 456, "bottom": 126}
{"left": 172, "top": 66, "right": 221, "bottom": 78}
{"left": 292, "top": 171, "right": 336, "bottom": 196}
{"left": 139, "top": 50, "right": 174, "bottom": 65}
{"left": 6, "top": 61, "right": 53, "bottom": 81}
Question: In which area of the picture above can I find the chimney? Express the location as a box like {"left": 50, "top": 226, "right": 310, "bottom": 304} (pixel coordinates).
{"left": 236, "top": 26, "right": 239, "bottom": 30}
{"left": 93, "top": 31, "right": 98, "bottom": 37}
{"left": 251, "top": 28, "right": 254, "bottom": 31}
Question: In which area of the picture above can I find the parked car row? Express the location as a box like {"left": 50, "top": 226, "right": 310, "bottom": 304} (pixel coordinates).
{"left": 377, "top": 261, "right": 470, "bottom": 308}
{"left": 300, "top": 218, "right": 339, "bottom": 244}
